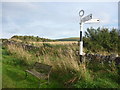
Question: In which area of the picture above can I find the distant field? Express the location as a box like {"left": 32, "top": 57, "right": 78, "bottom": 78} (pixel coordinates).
{"left": 30, "top": 41, "right": 78, "bottom": 45}
{"left": 56, "top": 37, "right": 79, "bottom": 41}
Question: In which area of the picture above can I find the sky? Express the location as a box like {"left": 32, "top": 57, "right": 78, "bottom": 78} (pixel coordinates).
{"left": 118, "top": 1, "right": 120, "bottom": 31}
{"left": 1, "top": 2, "right": 118, "bottom": 39}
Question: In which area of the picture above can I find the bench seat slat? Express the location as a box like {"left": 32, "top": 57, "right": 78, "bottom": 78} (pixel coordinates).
{"left": 34, "top": 63, "right": 52, "bottom": 73}
{"left": 26, "top": 69, "right": 48, "bottom": 79}
{"left": 25, "top": 62, "right": 52, "bottom": 82}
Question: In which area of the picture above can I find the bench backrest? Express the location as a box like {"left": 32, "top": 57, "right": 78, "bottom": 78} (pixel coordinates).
{"left": 33, "top": 62, "right": 52, "bottom": 74}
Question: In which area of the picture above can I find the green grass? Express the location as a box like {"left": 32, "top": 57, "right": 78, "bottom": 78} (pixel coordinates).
{"left": 2, "top": 47, "right": 71, "bottom": 88}
{"left": 2, "top": 48, "right": 38, "bottom": 88}
{"left": 74, "top": 61, "right": 120, "bottom": 88}
{"left": 2, "top": 45, "right": 120, "bottom": 88}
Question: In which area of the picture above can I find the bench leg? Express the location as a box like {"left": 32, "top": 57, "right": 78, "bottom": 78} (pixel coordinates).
{"left": 48, "top": 75, "right": 49, "bottom": 84}
{"left": 25, "top": 71, "right": 28, "bottom": 79}
{"left": 39, "top": 81, "right": 40, "bottom": 88}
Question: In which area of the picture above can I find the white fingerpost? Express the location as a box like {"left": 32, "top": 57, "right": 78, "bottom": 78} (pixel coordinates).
{"left": 79, "top": 10, "right": 84, "bottom": 63}
{"left": 78, "top": 10, "right": 99, "bottom": 63}
{"left": 80, "top": 22, "right": 83, "bottom": 56}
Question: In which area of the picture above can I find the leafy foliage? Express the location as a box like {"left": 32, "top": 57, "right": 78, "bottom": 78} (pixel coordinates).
{"left": 84, "top": 27, "right": 119, "bottom": 53}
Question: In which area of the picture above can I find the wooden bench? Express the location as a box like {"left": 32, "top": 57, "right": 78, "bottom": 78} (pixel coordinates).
{"left": 25, "top": 62, "right": 52, "bottom": 87}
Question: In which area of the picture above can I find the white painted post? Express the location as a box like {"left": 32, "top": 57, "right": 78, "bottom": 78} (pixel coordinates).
{"left": 79, "top": 10, "right": 84, "bottom": 63}
{"left": 79, "top": 22, "right": 83, "bottom": 62}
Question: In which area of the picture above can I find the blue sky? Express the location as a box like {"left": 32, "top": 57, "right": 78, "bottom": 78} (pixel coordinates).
{"left": 1, "top": 2, "right": 118, "bottom": 39}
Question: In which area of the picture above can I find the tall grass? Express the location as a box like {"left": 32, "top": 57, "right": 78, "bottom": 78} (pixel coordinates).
{"left": 7, "top": 44, "right": 36, "bottom": 65}
{"left": 4, "top": 43, "right": 120, "bottom": 88}
{"left": 6, "top": 43, "right": 91, "bottom": 80}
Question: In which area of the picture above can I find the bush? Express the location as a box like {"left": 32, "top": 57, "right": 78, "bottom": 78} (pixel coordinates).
{"left": 84, "top": 27, "right": 119, "bottom": 53}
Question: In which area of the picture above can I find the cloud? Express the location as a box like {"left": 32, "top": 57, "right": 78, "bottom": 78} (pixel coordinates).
{"left": 2, "top": 2, "right": 118, "bottom": 39}
{"left": 100, "top": 12, "right": 111, "bottom": 24}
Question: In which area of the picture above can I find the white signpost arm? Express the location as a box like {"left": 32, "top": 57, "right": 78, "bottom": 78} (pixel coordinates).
{"left": 84, "top": 19, "right": 100, "bottom": 24}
